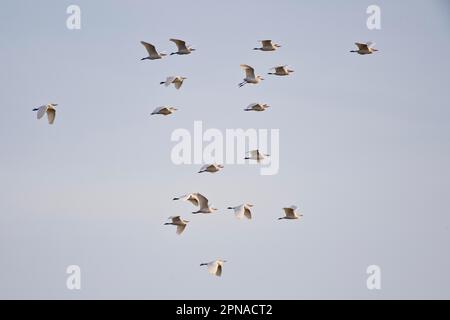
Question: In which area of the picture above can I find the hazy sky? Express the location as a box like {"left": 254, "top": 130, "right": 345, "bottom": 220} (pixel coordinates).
{"left": 0, "top": 0, "right": 449, "bottom": 299}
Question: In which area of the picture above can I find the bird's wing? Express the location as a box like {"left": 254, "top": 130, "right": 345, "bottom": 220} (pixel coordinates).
{"left": 246, "top": 103, "right": 258, "bottom": 110}
{"left": 366, "top": 41, "right": 375, "bottom": 48}
{"left": 174, "top": 78, "right": 183, "bottom": 89}
{"left": 194, "top": 193, "right": 209, "bottom": 210}
{"left": 170, "top": 216, "right": 182, "bottom": 224}
{"left": 165, "top": 76, "right": 176, "bottom": 86}
{"left": 36, "top": 105, "right": 48, "bottom": 119}
{"left": 152, "top": 107, "right": 164, "bottom": 114}
{"left": 141, "top": 41, "right": 158, "bottom": 56}
{"left": 355, "top": 42, "right": 369, "bottom": 50}
{"left": 234, "top": 204, "right": 245, "bottom": 219}
{"left": 46, "top": 108, "right": 56, "bottom": 124}
{"left": 176, "top": 224, "right": 186, "bottom": 235}
{"left": 176, "top": 194, "right": 199, "bottom": 206}
{"left": 207, "top": 261, "right": 218, "bottom": 275}
{"left": 240, "top": 64, "right": 256, "bottom": 79}
{"left": 261, "top": 40, "right": 273, "bottom": 47}
{"left": 247, "top": 150, "right": 259, "bottom": 158}
{"left": 170, "top": 39, "right": 188, "bottom": 51}
{"left": 244, "top": 207, "right": 252, "bottom": 220}
{"left": 216, "top": 264, "right": 222, "bottom": 277}
{"left": 283, "top": 207, "right": 295, "bottom": 218}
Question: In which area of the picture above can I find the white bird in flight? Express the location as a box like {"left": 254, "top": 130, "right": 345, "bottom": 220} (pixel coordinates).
{"left": 173, "top": 193, "right": 218, "bottom": 214}
{"left": 150, "top": 106, "right": 178, "bottom": 116}
{"left": 268, "top": 65, "right": 294, "bottom": 76}
{"left": 140, "top": 41, "right": 166, "bottom": 60}
{"left": 198, "top": 164, "right": 224, "bottom": 173}
{"left": 200, "top": 259, "right": 227, "bottom": 277}
{"left": 32, "top": 103, "right": 58, "bottom": 125}
{"left": 160, "top": 76, "right": 187, "bottom": 90}
{"left": 253, "top": 40, "right": 281, "bottom": 51}
{"left": 245, "top": 149, "right": 270, "bottom": 162}
{"left": 278, "top": 205, "right": 303, "bottom": 220}
{"left": 227, "top": 204, "right": 253, "bottom": 220}
{"left": 239, "top": 64, "right": 264, "bottom": 87}
{"left": 350, "top": 42, "right": 378, "bottom": 55}
{"left": 244, "top": 103, "right": 270, "bottom": 112}
{"left": 164, "top": 216, "right": 190, "bottom": 235}
{"left": 169, "top": 39, "right": 195, "bottom": 55}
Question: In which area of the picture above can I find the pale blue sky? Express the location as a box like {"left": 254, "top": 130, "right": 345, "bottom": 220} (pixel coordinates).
{"left": 0, "top": 0, "right": 449, "bottom": 299}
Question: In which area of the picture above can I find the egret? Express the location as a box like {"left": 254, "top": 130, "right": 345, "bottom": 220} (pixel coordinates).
{"left": 169, "top": 39, "right": 195, "bottom": 55}
{"left": 198, "top": 164, "right": 224, "bottom": 173}
{"left": 173, "top": 193, "right": 218, "bottom": 214}
{"left": 150, "top": 106, "right": 178, "bottom": 116}
{"left": 278, "top": 205, "right": 303, "bottom": 220}
{"left": 350, "top": 42, "right": 378, "bottom": 55}
{"left": 32, "top": 104, "right": 58, "bottom": 125}
{"left": 239, "top": 64, "right": 264, "bottom": 87}
{"left": 160, "top": 76, "right": 187, "bottom": 90}
{"left": 227, "top": 204, "right": 253, "bottom": 220}
{"left": 268, "top": 65, "right": 294, "bottom": 76}
{"left": 245, "top": 149, "right": 269, "bottom": 162}
{"left": 164, "top": 216, "right": 189, "bottom": 235}
{"left": 140, "top": 41, "right": 166, "bottom": 60}
{"left": 244, "top": 103, "right": 270, "bottom": 112}
{"left": 200, "top": 259, "right": 227, "bottom": 277}
{"left": 253, "top": 40, "right": 281, "bottom": 51}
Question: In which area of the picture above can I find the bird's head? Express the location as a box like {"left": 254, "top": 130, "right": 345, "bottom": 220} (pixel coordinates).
{"left": 211, "top": 207, "right": 219, "bottom": 212}
{"left": 288, "top": 69, "right": 295, "bottom": 73}
{"left": 181, "top": 77, "right": 188, "bottom": 80}
{"left": 263, "top": 104, "right": 270, "bottom": 108}
{"left": 257, "top": 76, "right": 265, "bottom": 80}
{"left": 227, "top": 207, "right": 233, "bottom": 210}
{"left": 275, "top": 44, "right": 282, "bottom": 48}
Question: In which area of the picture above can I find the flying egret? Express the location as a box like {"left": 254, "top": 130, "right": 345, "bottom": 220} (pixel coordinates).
{"left": 253, "top": 40, "right": 281, "bottom": 51}
{"left": 245, "top": 149, "right": 270, "bottom": 162}
{"left": 164, "top": 216, "right": 189, "bottom": 235}
{"left": 150, "top": 106, "right": 178, "bottom": 116}
{"left": 238, "top": 64, "right": 264, "bottom": 87}
{"left": 169, "top": 39, "right": 195, "bottom": 55}
{"left": 350, "top": 42, "right": 378, "bottom": 55}
{"left": 278, "top": 205, "right": 303, "bottom": 220}
{"left": 200, "top": 259, "right": 227, "bottom": 277}
{"left": 173, "top": 193, "right": 217, "bottom": 214}
{"left": 244, "top": 103, "right": 270, "bottom": 112}
{"left": 32, "top": 104, "right": 58, "bottom": 125}
{"left": 227, "top": 204, "right": 253, "bottom": 220}
{"left": 268, "top": 65, "right": 294, "bottom": 76}
{"left": 140, "top": 41, "right": 166, "bottom": 60}
{"left": 160, "top": 76, "right": 187, "bottom": 89}
{"left": 198, "top": 164, "right": 224, "bottom": 173}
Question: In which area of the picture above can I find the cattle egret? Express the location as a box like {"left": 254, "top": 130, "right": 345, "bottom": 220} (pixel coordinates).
{"left": 268, "top": 65, "right": 294, "bottom": 76}
{"left": 164, "top": 216, "right": 189, "bottom": 235}
{"left": 227, "top": 204, "right": 253, "bottom": 220}
{"left": 151, "top": 106, "right": 178, "bottom": 116}
{"left": 140, "top": 41, "right": 166, "bottom": 60}
{"left": 32, "top": 104, "right": 58, "bottom": 125}
{"left": 173, "top": 193, "right": 218, "bottom": 214}
{"left": 169, "top": 39, "right": 195, "bottom": 55}
{"left": 198, "top": 164, "right": 224, "bottom": 173}
{"left": 160, "top": 76, "right": 187, "bottom": 89}
{"left": 245, "top": 149, "right": 269, "bottom": 162}
{"left": 350, "top": 42, "right": 378, "bottom": 55}
{"left": 244, "top": 103, "right": 270, "bottom": 112}
{"left": 200, "top": 259, "right": 227, "bottom": 277}
{"left": 278, "top": 205, "right": 303, "bottom": 220}
{"left": 239, "top": 64, "right": 264, "bottom": 87}
{"left": 253, "top": 40, "right": 281, "bottom": 51}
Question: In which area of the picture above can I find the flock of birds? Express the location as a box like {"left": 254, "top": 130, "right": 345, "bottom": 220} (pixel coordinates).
{"left": 32, "top": 39, "right": 378, "bottom": 277}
